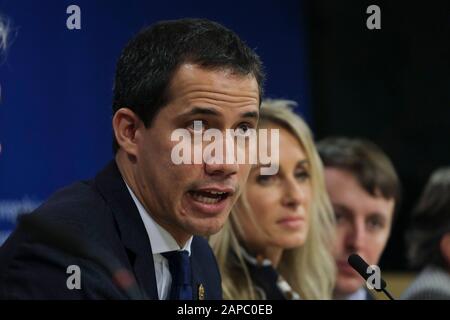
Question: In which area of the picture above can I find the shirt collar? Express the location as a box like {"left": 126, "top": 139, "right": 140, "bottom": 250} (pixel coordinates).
{"left": 239, "top": 245, "right": 272, "bottom": 267}
{"left": 125, "top": 182, "right": 192, "bottom": 256}
{"left": 345, "top": 287, "right": 368, "bottom": 300}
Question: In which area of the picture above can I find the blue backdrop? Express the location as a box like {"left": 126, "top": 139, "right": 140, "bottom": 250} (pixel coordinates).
{"left": 0, "top": 0, "right": 311, "bottom": 244}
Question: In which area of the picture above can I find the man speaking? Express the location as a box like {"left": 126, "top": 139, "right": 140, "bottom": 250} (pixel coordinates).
{"left": 0, "top": 18, "right": 264, "bottom": 299}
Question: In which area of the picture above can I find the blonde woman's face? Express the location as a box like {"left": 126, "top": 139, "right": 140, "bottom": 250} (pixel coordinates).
{"left": 241, "top": 125, "right": 312, "bottom": 251}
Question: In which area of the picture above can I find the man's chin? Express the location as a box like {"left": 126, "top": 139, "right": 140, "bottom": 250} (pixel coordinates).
{"left": 183, "top": 216, "right": 228, "bottom": 237}
{"left": 336, "top": 277, "right": 365, "bottom": 297}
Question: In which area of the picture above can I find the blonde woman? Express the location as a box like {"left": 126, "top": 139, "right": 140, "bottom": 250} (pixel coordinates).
{"left": 210, "top": 99, "right": 336, "bottom": 299}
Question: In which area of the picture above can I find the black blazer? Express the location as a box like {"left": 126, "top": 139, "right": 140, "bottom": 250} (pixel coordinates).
{"left": 0, "top": 161, "right": 222, "bottom": 300}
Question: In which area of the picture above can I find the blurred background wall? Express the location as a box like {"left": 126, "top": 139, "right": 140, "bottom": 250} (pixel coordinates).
{"left": 305, "top": 0, "right": 450, "bottom": 270}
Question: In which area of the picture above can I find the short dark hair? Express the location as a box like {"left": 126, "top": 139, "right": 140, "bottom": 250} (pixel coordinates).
{"left": 406, "top": 167, "right": 450, "bottom": 269}
{"left": 112, "top": 18, "right": 265, "bottom": 153}
{"left": 317, "top": 137, "right": 401, "bottom": 207}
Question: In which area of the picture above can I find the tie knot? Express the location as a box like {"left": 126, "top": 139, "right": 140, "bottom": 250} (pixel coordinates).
{"left": 163, "top": 249, "right": 189, "bottom": 260}
{"left": 162, "top": 250, "right": 191, "bottom": 286}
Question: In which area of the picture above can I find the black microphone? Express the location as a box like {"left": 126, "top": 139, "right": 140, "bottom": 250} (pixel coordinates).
{"left": 348, "top": 253, "right": 395, "bottom": 300}
{"left": 18, "top": 213, "right": 145, "bottom": 299}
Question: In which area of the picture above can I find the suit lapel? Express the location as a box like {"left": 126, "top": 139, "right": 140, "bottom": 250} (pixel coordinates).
{"left": 190, "top": 247, "right": 202, "bottom": 300}
{"left": 94, "top": 160, "right": 159, "bottom": 299}
{"left": 190, "top": 237, "right": 214, "bottom": 300}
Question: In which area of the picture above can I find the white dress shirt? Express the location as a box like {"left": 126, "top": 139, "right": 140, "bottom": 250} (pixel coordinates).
{"left": 125, "top": 183, "right": 193, "bottom": 300}
{"left": 346, "top": 287, "right": 369, "bottom": 300}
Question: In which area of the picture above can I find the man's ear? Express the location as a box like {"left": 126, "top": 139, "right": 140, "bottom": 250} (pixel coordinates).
{"left": 440, "top": 232, "right": 450, "bottom": 270}
{"left": 112, "top": 108, "right": 142, "bottom": 156}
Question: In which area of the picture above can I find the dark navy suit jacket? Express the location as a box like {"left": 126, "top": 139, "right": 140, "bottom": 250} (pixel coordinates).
{"left": 0, "top": 161, "right": 222, "bottom": 300}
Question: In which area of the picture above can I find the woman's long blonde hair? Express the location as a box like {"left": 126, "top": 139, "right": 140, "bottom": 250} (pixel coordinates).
{"left": 210, "top": 99, "right": 336, "bottom": 299}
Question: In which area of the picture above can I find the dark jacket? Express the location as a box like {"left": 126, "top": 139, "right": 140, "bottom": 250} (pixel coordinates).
{"left": 0, "top": 161, "right": 222, "bottom": 300}
{"left": 401, "top": 266, "right": 450, "bottom": 300}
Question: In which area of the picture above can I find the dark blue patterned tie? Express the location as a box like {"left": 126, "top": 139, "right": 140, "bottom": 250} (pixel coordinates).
{"left": 162, "top": 250, "right": 193, "bottom": 300}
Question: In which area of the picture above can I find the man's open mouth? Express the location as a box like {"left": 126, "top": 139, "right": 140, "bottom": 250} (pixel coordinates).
{"left": 188, "top": 190, "right": 230, "bottom": 204}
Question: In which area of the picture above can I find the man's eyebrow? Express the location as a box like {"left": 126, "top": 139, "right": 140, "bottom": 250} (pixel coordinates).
{"left": 368, "top": 212, "right": 387, "bottom": 220}
{"left": 332, "top": 203, "right": 352, "bottom": 215}
{"left": 241, "top": 111, "right": 259, "bottom": 120}
{"left": 179, "top": 107, "right": 220, "bottom": 118}
{"left": 177, "top": 107, "right": 259, "bottom": 120}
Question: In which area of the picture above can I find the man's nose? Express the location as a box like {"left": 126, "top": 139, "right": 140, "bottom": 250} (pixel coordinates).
{"left": 345, "top": 220, "right": 367, "bottom": 253}
{"left": 204, "top": 160, "right": 239, "bottom": 177}
{"left": 203, "top": 134, "right": 239, "bottom": 178}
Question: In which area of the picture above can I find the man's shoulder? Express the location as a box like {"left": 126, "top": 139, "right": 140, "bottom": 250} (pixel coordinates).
{"left": 10, "top": 178, "right": 120, "bottom": 257}
{"left": 401, "top": 266, "right": 450, "bottom": 300}
{"left": 35, "top": 180, "right": 106, "bottom": 220}
{"left": 0, "top": 178, "right": 125, "bottom": 299}
{"left": 27, "top": 179, "right": 116, "bottom": 236}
